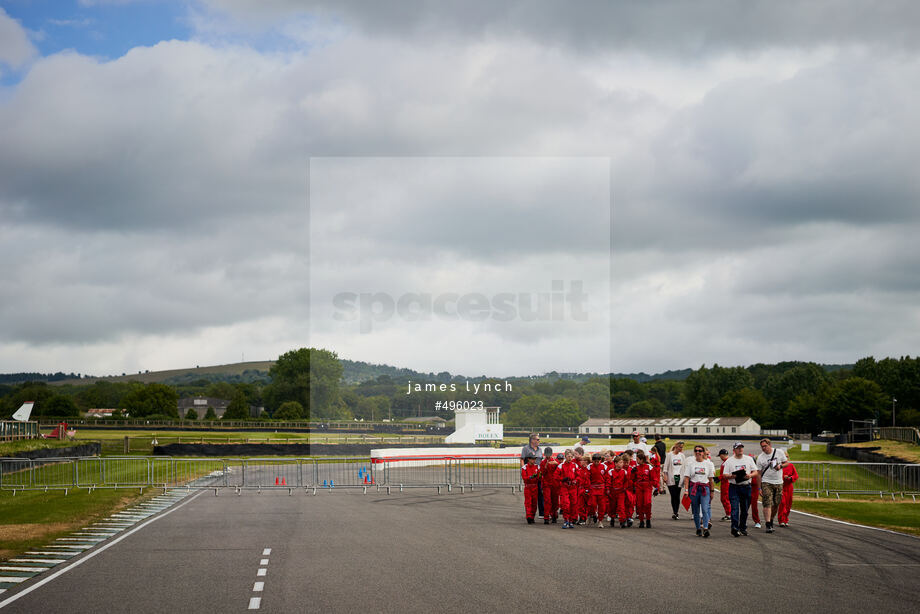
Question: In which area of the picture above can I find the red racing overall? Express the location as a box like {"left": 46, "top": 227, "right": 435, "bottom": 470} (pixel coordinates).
{"left": 606, "top": 467, "right": 629, "bottom": 523}
{"left": 540, "top": 456, "right": 560, "bottom": 521}
{"left": 556, "top": 460, "right": 579, "bottom": 524}
{"left": 631, "top": 463, "right": 655, "bottom": 521}
{"left": 521, "top": 463, "right": 541, "bottom": 520}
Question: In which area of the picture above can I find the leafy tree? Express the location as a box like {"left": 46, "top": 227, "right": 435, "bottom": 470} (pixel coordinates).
{"left": 818, "top": 377, "right": 888, "bottom": 432}
{"left": 538, "top": 398, "right": 586, "bottom": 427}
{"left": 185, "top": 407, "right": 198, "bottom": 420}
{"left": 683, "top": 364, "right": 754, "bottom": 415}
{"left": 786, "top": 391, "right": 824, "bottom": 434}
{"left": 504, "top": 394, "right": 552, "bottom": 427}
{"left": 762, "top": 363, "right": 829, "bottom": 419}
{"left": 76, "top": 381, "right": 133, "bottom": 411}
{"left": 264, "top": 348, "right": 343, "bottom": 419}
{"left": 625, "top": 398, "right": 666, "bottom": 418}
{"left": 222, "top": 390, "right": 251, "bottom": 420}
{"left": 576, "top": 380, "right": 611, "bottom": 418}
{"left": 274, "top": 401, "right": 305, "bottom": 421}
{"left": 121, "top": 383, "right": 179, "bottom": 418}
{"left": 203, "top": 407, "right": 217, "bottom": 420}
{"left": 715, "top": 388, "right": 772, "bottom": 425}
{"left": 205, "top": 381, "right": 237, "bottom": 400}
{"left": 44, "top": 395, "right": 80, "bottom": 417}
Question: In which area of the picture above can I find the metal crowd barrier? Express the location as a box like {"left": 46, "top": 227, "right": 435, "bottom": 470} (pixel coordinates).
{"left": 794, "top": 461, "right": 920, "bottom": 497}
{"left": 8, "top": 457, "right": 914, "bottom": 497}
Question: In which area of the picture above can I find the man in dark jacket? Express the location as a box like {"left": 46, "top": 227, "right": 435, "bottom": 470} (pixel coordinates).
{"left": 653, "top": 434, "right": 667, "bottom": 464}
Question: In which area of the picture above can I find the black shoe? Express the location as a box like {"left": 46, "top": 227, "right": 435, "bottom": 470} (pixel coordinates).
{"left": 527, "top": 518, "right": 535, "bottom": 524}
{"left": 639, "top": 520, "right": 646, "bottom": 528}
{"left": 732, "top": 529, "right": 739, "bottom": 537}
{"left": 766, "top": 522, "right": 774, "bottom": 533}
{"left": 703, "top": 529, "right": 710, "bottom": 538}
{"left": 544, "top": 519, "right": 550, "bottom": 524}
{"left": 620, "top": 521, "right": 626, "bottom": 528}
{"left": 672, "top": 513, "right": 679, "bottom": 520}
{"left": 696, "top": 528, "right": 702, "bottom": 537}
{"left": 551, "top": 517, "right": 557, "bottom": 524}
{"left": 708, "top": 522, "right": 712, "bottom": 530}
{"left": 627, "top": 519, "right": 633, "bottom": 527}
{"left": 740, "top": 529, "right": 748, "bottom": 536}
{"left": 646, "top": 520, "right": 651, "bottom": 528}
{"left": 721, "top": 515, "right": 730, "bottom": 521}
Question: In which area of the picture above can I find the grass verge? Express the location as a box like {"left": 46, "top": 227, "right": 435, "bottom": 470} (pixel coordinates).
{"left": 0, "top": 439, "right": 87, "bottom": 457}
{"left": 837, "top": 440, "right": 920, "bottom": 464}
{"left": 0, "top": 487, "right": 154, "bottom": 562}
{"left": 792, "top": 498, "right": 920, "bottom": 536}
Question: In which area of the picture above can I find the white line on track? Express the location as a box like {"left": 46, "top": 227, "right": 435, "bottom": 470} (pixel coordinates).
{"left": 248, "top": 597, "right": 261, "bottom": 609}
{"left": 10, "top": 560, "right": 66, "bottom": 565}
{"left": 253, "top": 582, "right": 264, "bottom": 592}
{"left": 260, "top": 559, "right": 268, "bottom": 565}
{"left": 0, "top": 490, "right": 204, "bottom": 610}
{"left": 828, "top": 563, "right": 920, "bottom": 567}
{"left": 257, "top": 568, "right": 266, "bottom": 577}
{"left": 262, "top": 548, "right": 271, "bottom": 556}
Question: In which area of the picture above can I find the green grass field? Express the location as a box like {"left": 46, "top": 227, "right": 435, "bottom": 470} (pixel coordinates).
{"left": 0, "top": 488, "right": 152, "bottom": 562}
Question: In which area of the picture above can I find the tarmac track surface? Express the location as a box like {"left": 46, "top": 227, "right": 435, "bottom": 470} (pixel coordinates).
{"left": 2, "top": 489, "right": 919, "bottom": 613}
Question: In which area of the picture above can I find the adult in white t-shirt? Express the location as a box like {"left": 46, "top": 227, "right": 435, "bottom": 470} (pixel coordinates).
{"left": 680, "top": 445, "right": 716, "bottom": 537}
{"left": 756, "top": 438, "right": 788, "bottom": 533}
{"left": 626, "top": 431, "right": 650, "bottom": 457}
{"left": 722, "top": 442, "right": 759, "bottom": 536}
{"left": 663, "top": 441, "right": 686, "bottom": 519}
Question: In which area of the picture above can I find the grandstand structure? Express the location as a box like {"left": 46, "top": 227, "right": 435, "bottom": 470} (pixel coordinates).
{"left": 579, "top": 416, "right": 761, "bottom": 438}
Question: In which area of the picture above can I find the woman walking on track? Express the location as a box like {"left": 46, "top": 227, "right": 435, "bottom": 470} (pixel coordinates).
{"left": 663, "top": 441, "right": 685, "bottom": 519}
{"left": 681, "top": 445, "right": 716, "bottom": 537}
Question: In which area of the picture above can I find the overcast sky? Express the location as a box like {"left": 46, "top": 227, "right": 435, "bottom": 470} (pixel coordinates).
{"left": 2, "top": 1, "right": 920, "bottom": 377}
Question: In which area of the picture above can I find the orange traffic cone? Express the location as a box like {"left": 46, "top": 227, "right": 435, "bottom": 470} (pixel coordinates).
{"left": 275, "top": 477, "right": 280, "bottom": 485}
{"left": 282, "top": 477, "right": 287, "bottom": 486}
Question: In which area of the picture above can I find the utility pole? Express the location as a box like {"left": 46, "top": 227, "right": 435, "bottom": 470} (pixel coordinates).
{"left": 892, "top": 397, "right": 897, "bottom": 427}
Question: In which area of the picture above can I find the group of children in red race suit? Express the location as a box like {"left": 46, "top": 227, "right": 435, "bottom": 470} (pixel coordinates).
{"left": 521, "top": 444, "right": 799, "bottom": 530}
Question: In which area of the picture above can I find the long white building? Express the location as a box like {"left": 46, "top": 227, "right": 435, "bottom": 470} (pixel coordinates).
{"left": 579, "top": 416, "right": 761, "bottom": 437}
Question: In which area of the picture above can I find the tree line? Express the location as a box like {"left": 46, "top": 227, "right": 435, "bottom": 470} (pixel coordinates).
{"left": 1, "top": 350, "right": 917, "bottom": 433}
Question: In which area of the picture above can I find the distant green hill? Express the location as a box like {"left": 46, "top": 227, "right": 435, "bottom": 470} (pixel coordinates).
{"left": 11, "top": 356, "right": 853, "bottom": 387}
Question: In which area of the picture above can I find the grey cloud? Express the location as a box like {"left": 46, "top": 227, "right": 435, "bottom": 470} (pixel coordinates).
{"left": 0, "top": 8, "right": 37, "bottom": 69}
{"left": 203, "top": 0, "right": 920, "bottom": 56}
{"left": 613, "top": 53, "right": 920, "bottom": 255}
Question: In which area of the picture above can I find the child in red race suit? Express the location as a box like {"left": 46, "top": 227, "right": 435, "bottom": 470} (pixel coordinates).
{"left": 623, "top": 449, "right": 638, "bottom": 526}
{"left": 607, "top": 455, "right": 630, "bottom": 528}
{"left": 778, "top": 460, "right": 799, "bottom": 527}
{"left": 749, "top": 454, "right": 762, "bottom": 527}
{"left": 588, "top": 453, "right": 608, "bottom": 527}
{"left": 557, "top": 449, "right": 579, "bottom": 529}
{"left": 539, "top": 447, "right": 560, "bottom": 524}
{"left": 521, "top": 456, "right": 541, "bottom": 524}
{"left": 648, "top": 447, "right": 662, "bottom": 497}
{"left": 631, "top": 450, "right": 655, "bottom": 528}
{"left": 576, "top": 455, "right": 591, "bottom": 525}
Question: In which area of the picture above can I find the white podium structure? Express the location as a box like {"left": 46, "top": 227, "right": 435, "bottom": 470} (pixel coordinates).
{"left": 445, "top": 406, "right": 503, "bottom": 443}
